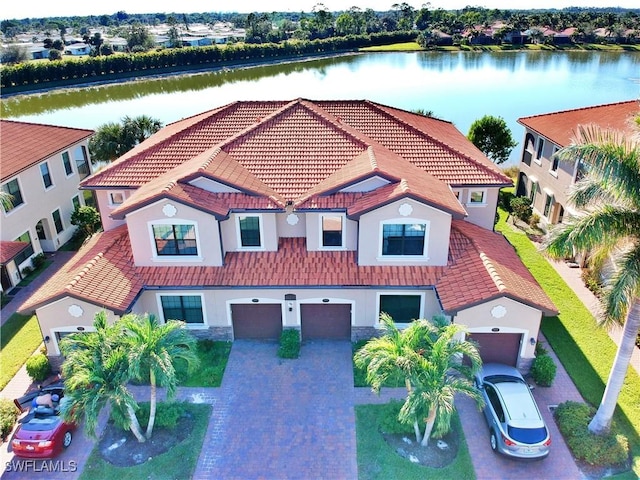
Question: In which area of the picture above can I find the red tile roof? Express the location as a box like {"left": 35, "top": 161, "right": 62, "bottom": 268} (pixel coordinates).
{"left": 20, "top": 220, "right": 556, "bottom": 317}
{"left": 0, "top": 241, "right": 30, "bottom": 264}
{"left": 83, "top": 99, "right": 511, "bottom": 198}
{"left": 1, "top": 120, "right": 94, "bottom": 181}
{"left": 518, "top": 100, "right": 639, "bottom": 147}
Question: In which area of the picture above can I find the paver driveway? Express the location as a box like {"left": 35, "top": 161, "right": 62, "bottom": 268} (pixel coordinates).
{"left": 193, "top": 340, "right": 358, "bottom": 479}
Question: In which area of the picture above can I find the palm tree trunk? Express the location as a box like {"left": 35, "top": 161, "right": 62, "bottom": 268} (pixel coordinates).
{"left": 126, "top": 404, "right": 146, "bottom": 443}
{"left": 146, "top": 369, "right": 157, "bottom": 439}
{"left": 420, "top": 406, "right": 437, "bottom": 447}
{"left": 589, "top": 299, "right": 640, "bottom": 434}
{"left": 405, "top": 378, "right": 422, "bottom": 443}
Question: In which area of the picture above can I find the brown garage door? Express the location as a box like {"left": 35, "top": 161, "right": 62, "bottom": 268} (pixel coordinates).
{"left": 468, "top": 333, "right": 522, "bottom": 367}
{"left": 231, "top": 304, "right": 282, "bottom": 339}
{"left": 300, "top": 304, "right": 351, "bottom": 340}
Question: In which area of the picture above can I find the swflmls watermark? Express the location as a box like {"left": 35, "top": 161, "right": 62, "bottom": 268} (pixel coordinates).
{"left": 5, "top": 459, "right": 78, "bottom": 473}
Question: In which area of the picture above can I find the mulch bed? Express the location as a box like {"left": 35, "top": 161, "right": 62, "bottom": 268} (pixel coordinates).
{"left": 382, "top": 426, "right": 459, "bottom": 468}
{"left": 98, "top": 413, "right": 194, "bottom": 467}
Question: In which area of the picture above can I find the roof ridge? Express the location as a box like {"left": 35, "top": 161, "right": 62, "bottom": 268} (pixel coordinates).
{"left": 67, "top": 252, "right": 104, "bottom": 289}
{"left": 479, "top": 252, "right": 506, "bottom": 291}
{"left": 367, "top": 146, "right": 378, "bottom": 170}
{"left": 519, "top": 99, "right": 639, "bottom": 122}
{"left": 0, "top": 118, "right": 94, "bottom": 134}
{"left": 363, "top": 101, "right": 509, "bottom": 185}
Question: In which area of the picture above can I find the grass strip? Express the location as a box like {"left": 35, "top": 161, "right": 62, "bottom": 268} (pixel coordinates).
{"left": 496, "top": 210, "right": 640, "bottom": 477}
{"left": 0, "top": 313, "right": 42, "bottom": 389}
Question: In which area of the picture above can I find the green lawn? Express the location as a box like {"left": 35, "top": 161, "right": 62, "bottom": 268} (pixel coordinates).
{"left": 79, "top": 403, "right": 211, "bottom": 480}
{"left": 359, "top": 42, "right": 423, "bottom": 52}
{"left": 356, "top": 403, "right": 474, "bottom": 480}
{"left": 0, "top": 313, "right": 43, "bottom": 389}
{"left": 495, "top": 209, "right": 640, "bottom": 478}
{"left": 16, "top": 259, "right": 53, "bottom": 286}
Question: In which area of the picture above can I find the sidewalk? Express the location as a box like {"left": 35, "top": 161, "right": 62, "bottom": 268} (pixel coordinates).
{"left": 546, "top": 258, "right": 640, "bottom": 376}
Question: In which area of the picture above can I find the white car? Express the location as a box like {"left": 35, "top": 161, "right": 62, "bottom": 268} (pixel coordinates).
{"left": 475, "top": 363, "right": 551, "bottom": 459}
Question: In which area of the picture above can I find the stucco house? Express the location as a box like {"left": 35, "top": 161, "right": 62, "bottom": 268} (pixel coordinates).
{"left": 19, "top": 99, "right": 556, "bottom": 371}
{"left": 516, "top": 100, "right": 639, "bottom": 226}
{"left": 1, "top": 120, "right": 94, "bottom": 292}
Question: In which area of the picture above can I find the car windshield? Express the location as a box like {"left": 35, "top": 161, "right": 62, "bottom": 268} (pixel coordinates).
{"left": 21, "top": 416, "right": 61, "bottom": 431}
{"left": 508, "top": 425, "right": 548, "bottom": 444}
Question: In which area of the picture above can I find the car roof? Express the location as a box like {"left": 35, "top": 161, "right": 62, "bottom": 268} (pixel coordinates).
{"left": 480, "top": 363, "right": 525, "bottom": 381}
{"left": 493, "top": 381, "right": 544, "bottom": 427}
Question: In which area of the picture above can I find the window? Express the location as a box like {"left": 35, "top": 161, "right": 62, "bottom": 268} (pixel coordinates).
{"left": 75, "top": 146, "right": 90, "bottom": 179}
{"left": 535, "top": 138, "right": 544, "bottom": 161}
{"left": 485, "top": 384, "right": 505, "bottom": 422}
{"left": 238, "top": 215, "right": 261, "bottom": 248}
{"left": 52, "top": 209, "right": 64, "bottom": 233}
{"left": 529, "top": 181, "right": 537, "bottom": 203}
{"left": 321, "top": 215, "right": 344, "bottom": 248}
{"left": 160, "top": 295, "right": 204, "bottom": 324}
{"left": 382, "top": 223, "right": 426, "bottom": 256}
{"left": 469, "top": 190, "right": 485, "bottom": 204}
{"left": 72, "top": 195, "right": 81, "bottom": 210}
{"left": 62, "top": 152, "right": 73, "bottom": 176}
{"left": 2, "top": 178, "right": 24, "bottom": 211}
{"left": 40, "top": 162, "right": 53, "bottom": 189}
{"left": 109, "top": 192, "right": 125, "bottom": 205}
{"left": 550, "top": 147, "right": 559, "bottom": 173}
{"left": 153, "top": 224, "right": 198, "bottom": 256}
{"left": 379, "top": 294, "right": 422, "bottom": 324}
{"left": 543, "top": 194, "right": 553, "bottom": 218}
{"left": 557, "top": 205, "right": 565, "bottom": 224}
{"left": 14, "top": 232, "right": 34, "bottom": 266}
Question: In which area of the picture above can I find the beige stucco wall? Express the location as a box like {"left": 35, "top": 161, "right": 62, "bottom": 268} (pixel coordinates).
{"left": 1, "top": 140, "right": 92, "bottom": 260}
{"left": 35, "top": 297, "right": 120, "bottom": 356}
{"left": 97, "top": 189, "right": 130, "bottom": 231}
{"left": 456, "top": 187, "right": 500, "bottom": 230}
{"left": 453, "top": 296, "right": 542, "bottom": 360}
{"left": 276, "top": 211, "right": 306, "bottom": 238}
{"left": 357, "top": 198, "right": 451, "bottom": 266}
{"left": 125, "top": 199, "right": 223, "bottom": 267}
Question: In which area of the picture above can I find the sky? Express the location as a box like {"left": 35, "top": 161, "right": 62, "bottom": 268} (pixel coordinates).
{"left": 2, "top": 0, "right": 638, "bottom": 21}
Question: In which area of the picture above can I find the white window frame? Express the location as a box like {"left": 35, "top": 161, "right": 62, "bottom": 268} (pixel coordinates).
{"left": 62, "top": 151, "right": 74, "bottom": 177}
{"left": 467, "top": 189, "right": 487, "bottom": 207}
{"left": 148, "top": 219, "right": 203, "bottom": 262}
{"left": 108, "top": 191, "right": 126, "bottom": 207}
{"left": 534, "top": 137, "right": 545, "bottom": 164}
{"left": 376, "top": 291, "right": 425, "bottom": 327}
{"left": 318, "top": 213, "right": 346, "bottom": 250}
{"left": 156, "top": 292, "right": 208, "bottom": 329}
{"left": 71, "top": 194, "right": 82, "bottom": 211}
{"left": 378, "top": 218, "right": 429, "bottom": 261}
{"left": 235, "top": 213, "right": 265, "bottom": 250}
{"left": 39, "top": 161, "right": 54, "bottom": 190}
{"left": 51, "top": 207, "right": 64, "bottom": 234}
{"left": 1, "top": 177, "right": 26, "bottom": 215}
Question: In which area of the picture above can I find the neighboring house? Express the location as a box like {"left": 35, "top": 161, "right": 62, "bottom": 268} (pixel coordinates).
{"left": 19, "top": 99, "right": 556, "bottom": 371}
{"left": 64, "top": 43, "right": 91, "bottom": 56}
{"left": 0, "top": 120, "right": 94, "bottom": 292}
{"left": 516, "top": 100, "right": 639, "bottom": 226}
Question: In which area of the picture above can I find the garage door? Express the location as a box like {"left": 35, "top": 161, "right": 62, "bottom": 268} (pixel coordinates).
{"left": 231, "top": 304, "right": 282, "bottom": 339}
{"left": 468, "top": 333, "right": 522, "bottom": 367}
{"left": 300, "top": 304, "right": 351, "bottom": 340}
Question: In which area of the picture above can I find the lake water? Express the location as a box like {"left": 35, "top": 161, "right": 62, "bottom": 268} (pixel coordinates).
{"left": 2, "top": 50, "right": 639, "bottom": 165}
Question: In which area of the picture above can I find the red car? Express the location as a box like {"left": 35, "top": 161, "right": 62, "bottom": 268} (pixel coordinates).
{"left": 11, "top": 383, "right": 76, "bottom": 459}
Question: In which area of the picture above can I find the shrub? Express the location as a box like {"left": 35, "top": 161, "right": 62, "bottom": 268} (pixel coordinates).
{"left": 498, "top": 189, "right": 515, "bottom": 212}
{"left": 509, "top": 196, "right": 532, "bottom": 222}
{"left": 555, "top": 401, "right": 629, "bottom": 467}
{"left": 529, "top": 213, "right": 541, "bottom": 228}
{"left": 25, "top": 353, "right": 51, "bottom": 382}
{"left": 278, "top": 329, "right": 300, "bottom": 359}
{"left": 530, "top": 354, "right": 557, "bottom": 386}
{"left": 31, "top": 253, "right": 46, "bottom": 270}
{"left": 21, "top": 266, "right": 33, "bottom": 277}
{"left": 0, "top": 398, "right": 19, "bottom": 441}
{"left": 136, "top": 401, "right": 186, "bottom": 430}
{"left": 378, "top": 400, "right": 413, "bottom": 434}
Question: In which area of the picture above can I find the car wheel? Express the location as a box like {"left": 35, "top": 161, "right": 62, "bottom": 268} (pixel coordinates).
{"left": 490, "top": 431, "right": 499, "bottom": 453}
{"left": 63, "top": 431, "right": 72, "bottom": 448}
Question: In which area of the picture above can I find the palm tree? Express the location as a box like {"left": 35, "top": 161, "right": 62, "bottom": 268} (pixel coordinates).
{"left": 121, "top": 115, "right": 163, "bottom": 146}
{"left": 544, "top": 125, "right": 640, "bottom": 435}
{"left": 121, "top": 314, "right": 199, "bottom": 439}
{"left": 399, "top": 323, "right": 483, "bottom": 446}
{"left": 60, "top": 312, "right": 146, "bottom": 442}
{"left": 88, "top": 122, "right": 124, "bottom": 163}
{"left": 0, "top": 191, "right": 13, "bottom": 212}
